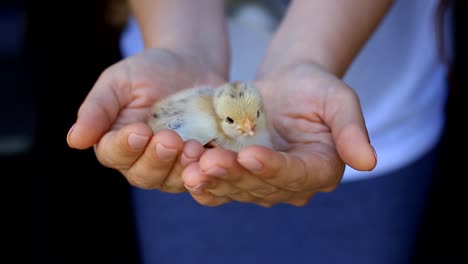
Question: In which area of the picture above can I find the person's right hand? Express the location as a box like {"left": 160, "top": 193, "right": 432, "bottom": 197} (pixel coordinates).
{"left": 66, "top": 48, "right": 225, "bottom": 193}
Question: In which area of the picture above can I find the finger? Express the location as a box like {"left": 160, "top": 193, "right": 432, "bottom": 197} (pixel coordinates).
{"left": 238, "top": 145, "right": 344, "bottom": 192}
{"left": 67, "top": 66, "right": 130, "bottom": 149}
{"left": 161, "top": 140, "right": 205, "bottom": 193}
{"left": 205, "top": 180, "right": 240, "bottom": 196}
{"left": 204, "top": 179, "right": 263, "bottom": 204}
{"left": 326, "top": 86, "right": 377, "bottom": 171}
{"left": 93, "top": 122, "right": 152, "bottom": 170}
{"left": 284, "top": 191, "right": 316, "bottom": 207}
{"left": 185, "top": 169, "right": 269, "bottom": 206}
{"left": 199, "top": 147, "right": 293, "bottom": 199}
{"left": 123, "top": 129, "right": 184, "bottom": 189}
{"left": 182, "top": 162, "right": 232, "bottom": 206}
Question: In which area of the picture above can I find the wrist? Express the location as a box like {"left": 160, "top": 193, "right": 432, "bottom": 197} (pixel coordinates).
{"left": 153, "top": 43, "right": 229, "bottom": 81}
{"left": 149, "top": 47, "right": 228, "bottom": 87}
{"left": 256, "top": 46, "right": 343, "bottom": 81}
{"left": 130, "top": 0, "right": 230, "bottom": 79}
{"left": 257, "top": 0, "right": 394, "bottom": 80}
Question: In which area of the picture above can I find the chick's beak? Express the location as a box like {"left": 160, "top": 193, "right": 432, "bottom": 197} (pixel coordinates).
{"left": 242, "top": 119, "right": 255, "bottom": 136}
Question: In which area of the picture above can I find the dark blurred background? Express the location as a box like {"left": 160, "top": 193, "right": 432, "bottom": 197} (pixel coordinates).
{"left": 0, "top": 0, "right": 464, "bottom": 263}
{"left": 2, "top": 0, "right": 138, "bottom": 263}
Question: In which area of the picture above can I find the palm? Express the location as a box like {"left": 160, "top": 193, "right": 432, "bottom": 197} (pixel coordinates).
{"left": 68, "top": 48, "right": 227, "bottom": 193}
{"left": 258, "top": 69, "right": 336, "bottom": 151}
{"left": 179, "top": 63, "right": 376, "bottom": 207}
{"left": 106, "top": 49, "right": 224, "bottom": 130}
{"left": 253, "top": 63, "right": 375, "bottom": 191}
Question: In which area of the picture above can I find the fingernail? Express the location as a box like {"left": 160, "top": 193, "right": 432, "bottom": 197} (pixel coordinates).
{"left": 66, "top": 123, "right": 76, "bottom": 145}
{"left": 156, "top": 143, "right": 177, "bottom": 160}
{"left": 205, "top": 166, "right": 227, "bottom": 178}
{"left": 184, "top": 182, "right": 209, "bottom": 195}
{"left": 181, "top": 153, "right": 197, "bottom": 167}
{"left": 180, "top": 143, "right": 204, "bottom": 167}
{"left": 239, "top": 158, "right": 263, "bottom": 173}
{"left": 184, "top": 142, "right": 204, "bottom": 159}
{"left": 128, "top": 133, "right": 149, "bottom": 150}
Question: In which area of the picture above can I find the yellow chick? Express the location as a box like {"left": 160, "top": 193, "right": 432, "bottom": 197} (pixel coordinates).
{"left": 147, "top": 81, "right": 272, "bottom": 152}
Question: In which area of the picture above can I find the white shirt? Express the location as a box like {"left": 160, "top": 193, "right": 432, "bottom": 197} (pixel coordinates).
{"left": 120, "top": 0, "right": 450, "bottom": 182}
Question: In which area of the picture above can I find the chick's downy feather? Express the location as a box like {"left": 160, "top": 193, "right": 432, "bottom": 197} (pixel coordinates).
{"left": 148, "top": 85, "right": 218, "bottom": 145}
{"left": 147, "top": 81, "right": 272, "bottom": 152}
{"left": 212, "top": 81, "right": 272, "bottom": 151}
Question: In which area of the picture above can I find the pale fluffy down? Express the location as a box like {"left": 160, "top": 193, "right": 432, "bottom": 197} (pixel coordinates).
{"left": 147, "top": 82, "right": 272, "bottom": 152}
{"left": 148, "top": 86, "right": 218, "bottom": 145}
{"left": 211, "top": 81, "right": 272, "bottom": 151}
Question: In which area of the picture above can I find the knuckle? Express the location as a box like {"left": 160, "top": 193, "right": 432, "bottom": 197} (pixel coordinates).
{"left": 249, "top": 186, "right": 279, "bottom": 198}
{"left": 162, "top": 175, "right": 184, "bottom": 192}
{"left": 195, "top": 196, "right": 231, "bottom": 207}
{"left": 126, "top": 173, "right": 160, "bottom": 190}
{"left": 206, "top": 183, "right": 239, "bottom": 197}
{"left": 257, "top": 202, "right": 276, "bottom": 208}
{"left": 229, "top": 192, "right": 257, "bottom": 203}
{"left": 162, "top": 185, "right": 186, "bottom": 193}
{"left": 288, "top": 199, "right": 310, "bottom": 207}
{"left": 96, "top": 153, "right": 129, "bottom": 171}
{"left": 260, "top": 190, "right": 295, "bottom": 204}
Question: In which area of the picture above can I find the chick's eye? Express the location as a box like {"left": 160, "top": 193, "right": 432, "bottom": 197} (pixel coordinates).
{"left": 257, "top": 110, "right": 260, "bottom": 118}
{"left": 225, "top": 117, "right": 234, "bottom": 124}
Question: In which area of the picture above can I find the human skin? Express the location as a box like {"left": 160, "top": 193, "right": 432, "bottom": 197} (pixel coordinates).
{"left": 181, "top": 0, "right": 392, "bottom": 207}
{"left": 67, "top": 0, "right": 390, "bottom": 206}
{"left": 66, "top": 0, "right": 229, "bottom": 193}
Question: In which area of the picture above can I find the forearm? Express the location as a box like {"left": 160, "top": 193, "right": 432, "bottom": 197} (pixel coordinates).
{"left": 258, "top": 0, "right": 394, "bottom": 78}
{"left": 129, "top": 0, "right": 229, "bottom": 77}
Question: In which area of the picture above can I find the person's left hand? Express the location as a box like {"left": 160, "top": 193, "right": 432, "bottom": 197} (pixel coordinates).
{"left": 181, "top": 63, "right": 377, "bottom": 207}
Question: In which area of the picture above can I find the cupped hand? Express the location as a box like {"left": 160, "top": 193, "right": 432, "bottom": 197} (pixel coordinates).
{"left": 182, "top": 63, "right": 377, "bottom": 206}
{"left": 67, "top": 48, "right": 225, "bottom": 192}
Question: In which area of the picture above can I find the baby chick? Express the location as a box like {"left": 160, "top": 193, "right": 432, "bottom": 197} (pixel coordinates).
{"left": 211, "top": 81, "right": 272, "bottom": 151}
{"left": 148, "top": 85, "right": 219, "bottom": 147}
{"left": 147, "top": 81, "right": 272, "bottom": 152}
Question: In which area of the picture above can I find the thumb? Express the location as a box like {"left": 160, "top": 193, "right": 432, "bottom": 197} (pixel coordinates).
{"left": 327, "top": 88, "right": 377, "bottom": 171}
{"left": 66, "top": 69, "right": 124, "bottom": 149}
